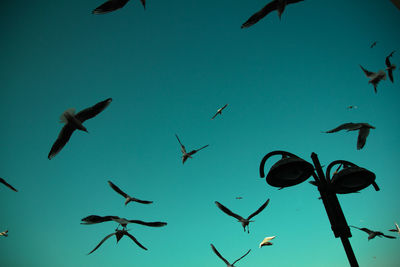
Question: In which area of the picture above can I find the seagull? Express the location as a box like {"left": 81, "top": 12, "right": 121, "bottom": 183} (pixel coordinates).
{"left": 211, "top": 104, "right": 228, "bottom": 120}
{"left": 0, "top": 178, "right": 17, "bottom": 192}
{"left": 210, "top": 244, "right": 251, "bottom": 267}
{"left": 235, "top": 197, "right": 243, "bottom": 200}
{"left": 347, "top": 105, "right": 358, "bottom": 109}
{"left": 81, "top": 215, "right": 167, "bottom": 229}
{"left": 389, "top": 222, "right": 400, "bottom": 235}
{"left": 370, "top": 41, "right": 377, "bottom": 48}
{"left": 175, "top": 134, "right": 209, "bottom": 164}
{"left": 385, "top": 51, "right": 396, "bottom": 83}
{"left": 0, "top": 230, "right": 8, "bottom": 237}
{"left": 324, "top": 122, "right": 375, "bottom": 150}
{"left": 241, "top": 0, "right": 304, "bottom": 29}
{"left": 88, "top": 229, "right": 147, "bottom": 254}
{"left": 48, "top": 98, "right": 112, "bottom": 159}
{"left": 259, "top": 236, "right": 276, "bottom": 247}
{"left": 360, "top": 65, "right": 387, "bottom": 93}
{"left": 108, "top": 181, "right": 153, "bottom": 206}
{"left": 350, "top": 226, "right": 396, "bottom": 241}
{"left": 92, "top": 0, "right": 146, "bottom": 14}
{"left": 215, "top": 198, "right": 270, "bottom": 233}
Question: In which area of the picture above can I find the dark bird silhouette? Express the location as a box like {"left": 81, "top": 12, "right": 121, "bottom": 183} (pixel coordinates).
{"left": 48, "top": 98, "right": 112, "bottom": 159}
{"left": 215, "top": 198, "right": 270, "bottom": 233}
{"left": 175, "top": 134, "right": 209, "bottom": 164}
{"left": 0, "top": 178, "right": 17, "bottom": 192}
{"left": 360, "top": 65, "right": 386, "bottom": 93}
{"left": 92, "top": 0, "right": 146, "bottom": 14}
{"left": 81, "top": 215, "right": 167, "bottom": 229}
{"left": 385, "top": 51, "right": 396, "bottom": 83}
{"left": 324, "top": 122, "right": 375, "bottom": 150}
{"left": 241, "top": 0, "right": 304, "bottom": 29}
{"left": 350, "top": 226, "right": 396, "bottom": 241}
{"left": 389, "top": 222, "right": 400, "bottom": 234}
{"left": 0, "top": 230, "right": 8, "bottom": 237}
{"left": 235, "top": 197, "right": 243, "bottom": 200}
{"left": 210, "top": 244, "right": 251, "bottom": 267}
{"left": 370, "top": 41, "right": 377, "bottom": 48}
{"left": 211, "top": 104, "right": 228, "bottom": 120}
{"left": 88, "top": 229, "right": 147, "bottom": 254}
{"left": 108, "top": 181, "right": 153, "bottom": 206}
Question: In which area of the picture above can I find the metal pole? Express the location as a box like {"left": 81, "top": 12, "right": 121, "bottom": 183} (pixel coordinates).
{"left": 340, "top": 237, "right": 359, "bottom": 267}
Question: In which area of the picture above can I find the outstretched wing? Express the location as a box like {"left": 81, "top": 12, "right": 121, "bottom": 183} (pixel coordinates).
{"left": 215, "top": 201, "right": 244, "bottom": 221}
{"left": 124, "top": 232, "right": 148, "bottom": 250}
{"left": 108, "top": 181, "right": 128, "bottom": 198}
{"left": 175, "top": 134, "right": 186, "bottom": 154}
{"left": 88, "top": 232, "right": 116, "bottom": 254}
{"left": 248, "top": 198, "right": 270, "bottom": 220}
{"left": 357, "top": 127, "right": 370, "bottom": 150}
{"left": 211, "top": 112, "right": 219, "bottom": 120}
{"left": 48, "top": 124, "right": 75, "bottom": 159}
{"left": 81, "top": 215, "right": 116, "bottom": 225}
{"left": 350, "top": 226, "right": 373, "bottom": 235}
{"left": 140, "top": 0, "right": 146, "bottom": 9}
{"left": 129, "top": 196, "right": 153, "bottom": 204}
{"left": 241, "top": 1, "right": 279, "bottom": 29}
{"left": 92, "top": 0, "right": 130, "bottom": 14}
{"left": 75, "top": 98, "right": 112, "bottom": 123}
{"left": 189, "top": 144, "right": 209, "bottom": 155}
{"left": 210, "top": 244, "right": 230, "bottom": 265}
{"left": 127, "top": 220, "right": 167, "bottom": 227}
{"left": 0, "top": 178, "right": 18, "bottom": 192}
{"left": 325, "top": 123, "right": 358, "bottom": 133}
{"left": 232, "top": 249, "right": 251, "bottom": 265}
{"left": 360, "top": 65, "right": 374, "bottom": 77}
{"left": 381, "top": 233, "right": 396, "bottom": 239}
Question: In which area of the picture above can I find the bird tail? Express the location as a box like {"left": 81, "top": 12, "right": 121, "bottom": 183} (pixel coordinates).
{"left": 59, "top": 108, "right": 76, "bottom": 123}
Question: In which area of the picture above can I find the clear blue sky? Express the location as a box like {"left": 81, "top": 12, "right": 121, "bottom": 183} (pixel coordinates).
{"left": 1, "top": 0, "right": 399, "bottom": 266}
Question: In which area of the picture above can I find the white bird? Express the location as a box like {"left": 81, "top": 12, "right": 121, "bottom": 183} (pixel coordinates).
{"left": 350, "top": 226, "right": 396, "bottom": 241}
{"left": 48, "top": 98, "right": 112, "bottom": 159}
{"left": 175, "top": 134, "right": 209, "bottom": 164}
{"left": 92, "top": 0, "right": 146, "bottom": 14}
{"left": 324, "top": 122, "right": 375, "bottom": 150}
{"left": 360, "top": 65, "right": 387, "bottom": 93}
{"left": 81, "top": 215, "right": 167, "bottom": 229}
{"left": 389, "top": 222, "right": 400, "bottom": 235}
{"left": 0, "top": 178, "right": 17, "bottom": 192}
{"left": 211, "top": 244, "right": 251, "bottom": 267}
{"left": 211, "top": 104, "right": 228, "bottom": 120}
{"left": 0, "top": 230, "right": 8, "bottom": 237}
{"left": 259, "top": 236, "right": 276, "bottom": 247}
{"left": 108, "top": 181, "right": 153, "bottom": 206}
{"left": 385, "top": 51, "right": 396, "bottom": 83}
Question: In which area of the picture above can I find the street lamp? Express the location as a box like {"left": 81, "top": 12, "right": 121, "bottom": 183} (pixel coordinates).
{"left": 259, "top": 151, "right": 379, "bottom": 267}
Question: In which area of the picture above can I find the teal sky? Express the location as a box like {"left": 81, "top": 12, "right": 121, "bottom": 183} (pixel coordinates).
{"left": 1, "top": 0, "right": 399, "bottom": 266}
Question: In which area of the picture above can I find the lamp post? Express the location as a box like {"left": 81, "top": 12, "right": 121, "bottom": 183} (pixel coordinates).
{"left": 259, "top": 151, "right": 379, "bottom": 267}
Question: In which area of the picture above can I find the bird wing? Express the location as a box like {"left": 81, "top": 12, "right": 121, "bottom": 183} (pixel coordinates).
{"left": 92, "top": 0, "right": 130, "bottom": 14}
{"left": 0, "top": 178, "right": 18, "bottom": 192}
{"left": 248, "top": 198, "right": 270, "bottom": 220}
{"left": 210, "top": 244, "right": 230, "bottom": 265}
{"left": 127, "top": 220, "right": 167, "bottom": 227}
{"left": 108, "top": 181, "right": 128, "bottom": 198}
{"left": 382, "top": 234, "right": 396, "bottom": 239}
{"left": 357, "top": 127, "right": 370, "bottom": 150}
{"left": 124, "top": 232, "right": 148, "bottom": 250}
{"left": 360, "top": 65, "right": 374, "bottom": 77}
{"left": 350, "top": 226, "right": 373, "bottom": 235}
{"left": 325, "top": 123, "right": 358, "bottom": 133}
{"left": 189, "top": 145, "right": 209, "bottom": 155}
{"left": 241, "top": 1, "right": 279, "bottom": 29}
{"left": 215, "top": 201, "right": 244, "bottom": 221}
{"left": 211, "top": 112, "right": 219, "bottom": 120}
{"left": 388, "top": 69, "right": 394, "bottom": 83}
{"left": 140, "top": 0, "right": 146, "bottom": 9}
{"left": 129, "top": 197, "right": 153, "bottom": 204}
{"left": 81, "top": 215, "right": 116, "bottom": 224}
{"left": 75, "top": 98, "right": 112, "bottom": 123}
{"left": 88, "top": 232, "right": 116, "bottom": 254}
{"left": 232, "top": 249, "right": 251, "bottom": 265}
{"left": 175, "top": 134, "right": 186, "bottom": 153}
{"left": 385, "top": 55, "right": 393, "bottom": 68}
{"left": 260, "top": 236, "right": 276, "bottom": 247}
{"left": 48, "top": 123, "right": 75, "bottom": 159}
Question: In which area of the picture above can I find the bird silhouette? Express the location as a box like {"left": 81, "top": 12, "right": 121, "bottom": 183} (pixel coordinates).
{"left": 210, "top": 244, "right": 251, "bottom": 267}
{"left": 359, "top": 65, "right": 386, "bottom": 93}
{"left": 211, "top": 104, "right": 228, "bottom": 120}
{"left": 175, "top": 134, "right": 208, "bottom": 164}
{"left": 0, "top": 178, "right": 17, "bottom": 192}
{"left": 92, "top": 0, "right": 146, "bottom": 14}
{"left": 388, "top": 222, "right": 400, "bottom": 235}
{"left": 108, "top": 180, "right": 153, "bottom": 206}
{"left": 81, "top": 215, "right": 167, "bottom": 229}
{"left": 324, "top": 122, "right": 375, "bottom": 150}
{"left": 385, "top": 51, "right": 396, "bottom": 83}
{"left": 350, "top": 226, "right": 396, "bottom": 241}
{"left": 370, "top": 41, "right": 377, "bottom": 48}
{"left": 259, "top": 236, "right": 276, "bottom": 247}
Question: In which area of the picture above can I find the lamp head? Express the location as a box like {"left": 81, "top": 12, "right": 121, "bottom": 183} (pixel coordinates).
{"left": 331, "top": 166, "right": 377, "bottom": 194}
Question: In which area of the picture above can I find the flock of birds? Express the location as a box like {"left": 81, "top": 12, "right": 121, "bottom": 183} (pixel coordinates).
{"left": 1, "top": 0, "right": 399, "bottom": 265}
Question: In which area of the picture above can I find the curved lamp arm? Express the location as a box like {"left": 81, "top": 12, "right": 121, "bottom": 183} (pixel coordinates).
{"left": 259, "top": 150, "right": 301, "bottom": 178}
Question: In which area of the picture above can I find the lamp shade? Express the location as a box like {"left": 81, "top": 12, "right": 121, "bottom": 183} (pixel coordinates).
{"left": 331, "top": 166, "right": 376, "bottom": 194}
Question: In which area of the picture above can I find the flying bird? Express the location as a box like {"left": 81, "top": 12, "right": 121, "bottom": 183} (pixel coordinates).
{"left": 347, "top": 105, "right": 358, "bottom": 109}
{"left": 215, "top": 198, "right": 270, "bottom": 233}
{"left": 88, "top": 229, "right": 147, "bottom": 254}
{"left": 108, "top": 181, "right": 153, "bottom": 206}
{"left": 360, "top": 65, "right": 387, "bottom": 93}
{"left": 211, "top": 104, "right": 228, "bottom": 120}
{"left": 385, "top": 51, "right": 396, "bottom": 83}
{"left": 370, "top": 41, "right": 378, "bottom": 48}
{"left": 81, "top": 215, "right": 167, "bottom": 229}
{"left": 350, "top": 226, "right": 396, "bottom": 241}
{"left": 48, "top": 98, "right": 112, "bottom": 159}
{"left": 389, "top": 222, "right": 400, "bottom": 235}
{"left": 241, "top": 0, "right": 304, "bottom": 29}
{"left": 0, "top": 230, "right": 8, "bottom": 237}
{"left": 324, "top": 122, "right": 375, "bottom": 150}
{"left": 259, "top": 236, "right": 276, "bottom": 247}
{"left": 175, "top": 134, "right": 209, "bottom": 164}
{"left": 235, "top": 197, "right": 243, "bottom": 200}
{"left": 92, "top": 0, "right": 146, "bottom": 14}
{"left": 0, "top": 178, "right": 17, "bottom": 192}
{"left": 210, "top": 244, "right": 251, "bottom": 267}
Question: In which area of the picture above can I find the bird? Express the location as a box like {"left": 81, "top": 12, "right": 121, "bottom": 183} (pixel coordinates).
{"left": 0, "top": 230, "right": 8, "bottom": 237}
{"left": 210, "top": 244, "right": 251, "bottom": 267}
{"left": 389, "top": 222, "right": 400, "bottom": 235}
{"left": 92, "top": 0, "right": 145, "bottom": 14}
{"left": 259, "top": 236, "right": 276, "bottom": 247}
{"left": 241, "top": 0, "right": 304, "bottom": 29}
{"left": 175, "top": 134, "right": 209, "bottom": 164}
{"left": 215, "top": 198, "right": 270, "bottom": 233}
{"left": 88, "top": 229, "right": 147, "bottom": 254}
{"left": 323, "top": 122, "right": 375, "bottom": 150}
{"left": 0, "top": 178, "right": 17, "bottom": 192}
{"left": 108, "top": 181, "right": 153, "bottom": 206}
{"left": 359, "top": 65, "right": 387, "bottom": 93}
{"left": 235, "top": 197, "right": 243, "bottom": 200}
{"left": 347, "top": 105, "right": 358, "bottom": 109}
{"left": 370, "top": 41, "right": 378, "bottom": 48}
{"left": 350, "top": 226, "right": 396, "bottom": 241}
{"left": 385, "top": 51, "right": 396, "bottom": 83}
{"left": 48, "top": 98, "right": 112, "bottom": 159}
{"left": 211, "top": 104, "right": 228, "bottom": 120}
{"left": 81, "top": 215, "right": 167, "bottom": 229}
